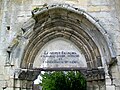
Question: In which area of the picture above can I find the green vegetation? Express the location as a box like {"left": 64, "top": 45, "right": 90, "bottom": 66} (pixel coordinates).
{"left": 40, "top": 71, "right": 86, "bottom": 90}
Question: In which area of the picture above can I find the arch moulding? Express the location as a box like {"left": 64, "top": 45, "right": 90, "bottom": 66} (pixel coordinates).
{"left": 14, "top": 4, "right": 116, "bottom": 69}
{"left": 7, "top": 4, "right": 118, "bottom": 90}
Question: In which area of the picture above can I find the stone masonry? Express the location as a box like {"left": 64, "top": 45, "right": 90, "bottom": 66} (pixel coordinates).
{"left": 0, "top": 0, "right": 120, "bottom": 90}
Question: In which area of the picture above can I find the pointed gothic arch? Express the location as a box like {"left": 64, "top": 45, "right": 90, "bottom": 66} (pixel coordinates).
{"left": 17, "top": 4, "right": 115, "bottom": 69}
{"left": 10, "top": 4, "right": 116, "bottom": 90}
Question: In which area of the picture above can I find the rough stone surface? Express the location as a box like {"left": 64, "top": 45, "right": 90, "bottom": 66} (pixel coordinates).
{"left": 106, "top": 85, "right": 115, "bottom": 90}
{"left": 0, "top": 0, "right": 120, "bottom": 90}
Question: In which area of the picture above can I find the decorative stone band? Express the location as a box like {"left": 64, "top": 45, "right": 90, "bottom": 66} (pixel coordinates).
{"left": 20, "top": 4, "right": 115, "bottom": 69}
{"left": 16, "top": 67, "right": 105, "bottom": 81}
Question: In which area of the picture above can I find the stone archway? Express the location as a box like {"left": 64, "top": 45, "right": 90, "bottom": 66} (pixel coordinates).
{"left": 9, "top": 4, "right": 116, "bottom": 90}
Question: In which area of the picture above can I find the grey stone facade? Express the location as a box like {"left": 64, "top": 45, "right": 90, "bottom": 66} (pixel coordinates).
{"left": 0, "top": 0, "right": 120, "bottom": 90}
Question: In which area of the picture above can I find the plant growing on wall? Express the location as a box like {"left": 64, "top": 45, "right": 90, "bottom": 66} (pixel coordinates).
{"left": 40, "top": 71, "right": 86, "bottom": 90}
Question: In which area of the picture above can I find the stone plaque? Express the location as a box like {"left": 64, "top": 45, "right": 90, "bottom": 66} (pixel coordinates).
{"left": 33, "top": 38, "right": 87, "bottom": 68}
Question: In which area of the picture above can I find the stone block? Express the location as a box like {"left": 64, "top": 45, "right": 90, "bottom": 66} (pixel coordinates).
{"left": 112, "top": 79, "right": 120, "bottom": 86}
{"left": 99, "top": 85, "right": 106, "bottom": 90}
{"left": 114, "top": 48, "right": 120, "bottom": 56}
{"left": 65, "top": 1, "right": 77, "bottom": 5}
{"left": 88, "top": 0, "right": 109, "bottom": 6}
{"left": 0, "top": 66, "right": 4, "bottom": 74}
{"left": 105, "top": 76, "right": 112, "bottom": 85}
{"left": 17, "top": 11, "right": 25, "bottom": 17}
{"left": 0, "top": 74, "right": 4, "bottom": 81}
{"left": 0, "top": 80, "right": 9, "bottom": 89}
{"left": 14, "top": 80, "right": 21, "bottom": 87}
{"left": 32, "top": 0, "right": 46, "bottom": 5}
{"left": 17, "top": 11, "right": 31, "bottom": 18}
{"left": 112, "top": 72, "right": 120, "bottom": 79}
{"left": 117, "top": 56, "right": 120, "bottom": 65}
{"left": 106, "top": 85, "right": 115, "bottom": 90}
{"left": 87, "top": 6, "right": 110, "bottom": 12}
{"left": 5, "top": 87, "right": 20, "bottom": 90}
{"left": 116, "top": 86, "right": 120, "bottom": 90}
{"left": 116, "top": 36, "right": 120, "bottom": 43}
{"left": 118, "top": 62, "right": 120, "bottom": 71}
{"left": 118, "top": 65, "right": 120, "bottom": 72}
{"left": 17, "top": 17, "right": 26, "bottom": 23}
{"left": 111, "top": 65, "right": 119, "bottom": 73}
{"left": 0, "top": 81, "right": 4, "bottom": 90}
{"left": 7, "top": 79, "right": 14, "bottom": 87}
{"left": 90, "top": 11, "right": 111, "bottom": 18}
{"left": 0, "top": 0, "right": 120, "bottom": 90}
{"left": 78, "top": 0, "right": 88, "bottom": 6}
{"left": 108, "top": 34, "right": 120, "bottom": 43}
{"left": 113, "top": 42, "right": 120, "bottom": 49}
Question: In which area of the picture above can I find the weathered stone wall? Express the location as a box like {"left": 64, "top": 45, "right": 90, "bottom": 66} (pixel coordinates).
{"left": 0, "top": 0, "right": 120, "bottom": 90}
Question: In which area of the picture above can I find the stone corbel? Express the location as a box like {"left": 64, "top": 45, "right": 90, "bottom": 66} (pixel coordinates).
{"left": 17, "top": 69, "right": 40, "bottom": 81}
{"left": 86, "top": 68, "right": 105, "bottom": 81}
{"left": 21, "top": 18, "right": 35, "bottom": 33}
{"left": 108, "top": 57, "right": 117, "bottom": 68}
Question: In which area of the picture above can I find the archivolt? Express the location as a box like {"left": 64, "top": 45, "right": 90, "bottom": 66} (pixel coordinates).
{"left": 18, "top": 4, "right": 115, "bottom": 69}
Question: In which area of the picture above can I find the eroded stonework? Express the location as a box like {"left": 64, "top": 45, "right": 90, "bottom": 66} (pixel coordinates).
{"left": 0, "top": 0, "right": 120, "bottom": 90}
